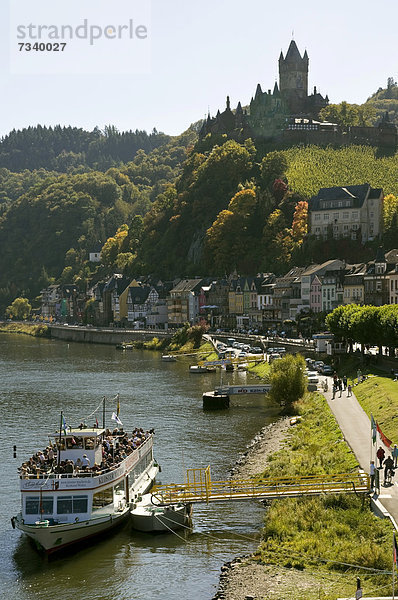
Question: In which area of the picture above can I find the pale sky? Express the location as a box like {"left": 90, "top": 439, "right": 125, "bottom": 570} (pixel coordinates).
{"left": 1, "top": 0, "right": 397, "bottom": 138}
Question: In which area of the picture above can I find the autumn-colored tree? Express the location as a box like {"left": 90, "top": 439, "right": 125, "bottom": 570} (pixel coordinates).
{"left": 292, "top": 201, "right": 308, "bottom": 242}
{"left": 100, "top": 225, "right": 129, "bottom": 267}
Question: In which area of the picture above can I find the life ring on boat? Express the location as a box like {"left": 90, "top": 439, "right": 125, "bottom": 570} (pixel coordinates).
{"left": 74, "top": 517, "right": 79, "bottom": 523}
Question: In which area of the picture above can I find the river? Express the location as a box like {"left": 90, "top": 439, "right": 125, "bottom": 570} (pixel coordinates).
{"left": 0, "top": 334, "right": 280, "bottom": 600}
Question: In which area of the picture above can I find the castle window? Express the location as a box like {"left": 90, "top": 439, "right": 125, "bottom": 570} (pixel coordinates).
{"left": 352, "top": 224, "right": 358, "bottom": 230}
{"left": 352, "top": 211, "right": 359, "bottom": 220}
{"left": 314, "top": 214, "right": 321, "bottom": 221}
{"left": 323, "top": 214, "right": 329, "bottom": 221}
{"left": 343, "top": 212, "right": 349, "bottom": 219}
{"left": 338, "top": 201, "right": 343, "bottom": 207}
{"left": 333, "top": 213, "right": 339, "bottom": 220}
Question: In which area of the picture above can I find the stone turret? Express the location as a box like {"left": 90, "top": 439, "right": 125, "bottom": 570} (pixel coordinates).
{"left": 279, "top": 40, "right": 309, "bottom": 112}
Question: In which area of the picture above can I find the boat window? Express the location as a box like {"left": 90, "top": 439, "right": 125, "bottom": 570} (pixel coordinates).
{"left": 84, "top": 437, "right": 95, "bottom": 450}
{"left": 57, "top": 495, "right": 88, "bottom": 514}
{"left": 56, "top": 439, "right": 66, "bottom": 451}
{"left": 92, "top": 488, "right": 113, "bottom": 509}
{"left": 72, "top": 495, "right": 88, "bottom": 513}
{"left": 74, "top": 437, "right": 83, "bottom": 448}
{"left": 25, "top": 497, "right": 39, "bottom": 514}
{"left": 57, "top": 496, "right": 73, "bottom": 514}
{"left": 25, "top": 496, "right": 54, "bottom": 515}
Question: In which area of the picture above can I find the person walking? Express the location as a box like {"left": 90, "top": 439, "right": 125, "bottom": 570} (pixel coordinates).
{"left": 383, "top": 455, "right": 394, "bottom": 486}
{"left": 392, "top": 444, "right": 398, "bottom": 468}
{"left": 332, "top": 384, "right": 336, "bottom": 399}
{"left": 376, "top": 446, "right": 385, "bottom": 469}
{"left": 338, "top": 378, "right": 342, "bottom": 397}
{"left": 342, "top": 375, "right": 347, "bottom": 391}
{"left": 347, "top": 384, "right": 352, "bottom": 397}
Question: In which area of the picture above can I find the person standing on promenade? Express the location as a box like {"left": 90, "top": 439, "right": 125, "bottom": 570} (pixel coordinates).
{"left": 338, "top": 378, "right": 342, "bottom": 397}
{"left": 332, "top": 384, "right": 336, "bottom": 399}
{"left": 392, "top": 444, "right": 398, "bottom": 468}
{"left": 347, "top": 384, "right": 352, "bottom": 397}
{"left": 342, "top": 375, "right": 347, "bottom": 391}
{"left": 376, "top": 446, "right": 385, "bottom": 469}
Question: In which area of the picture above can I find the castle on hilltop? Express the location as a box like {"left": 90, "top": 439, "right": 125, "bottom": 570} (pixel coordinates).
{"left": 200, "top": 41, "right": 397, "bottom": 148}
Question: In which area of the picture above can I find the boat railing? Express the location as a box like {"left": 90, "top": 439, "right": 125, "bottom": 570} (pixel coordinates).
{"left": 20, "top": 435, "right": 153, "bottom": 480}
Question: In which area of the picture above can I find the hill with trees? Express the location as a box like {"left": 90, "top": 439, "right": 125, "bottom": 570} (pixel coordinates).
{"left": 2, "top": 80, "right": 398, "bottom": 310}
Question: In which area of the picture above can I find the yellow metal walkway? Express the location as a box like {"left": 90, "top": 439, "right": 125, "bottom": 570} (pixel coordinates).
{"left": 151, "top": 467, "right": 370, "bottom": 506}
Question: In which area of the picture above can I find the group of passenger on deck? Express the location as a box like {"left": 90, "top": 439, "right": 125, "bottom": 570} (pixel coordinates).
{"left": 18, "top": 426, "right": 154, "bottom": 478}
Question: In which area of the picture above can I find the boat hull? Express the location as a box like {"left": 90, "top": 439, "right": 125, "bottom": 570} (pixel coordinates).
{"left": 15, "top": 509, "right": 129, "bottom": 554}
{"left": 130, "top": 499, "right": 192, "bottom": 533}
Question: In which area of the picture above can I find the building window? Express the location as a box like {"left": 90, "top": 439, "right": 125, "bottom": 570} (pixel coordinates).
{"left": 343, "top": 225, "right": 349, "bottom": 231}
{"left": 333, "top": 213, "right": 339, "bottom": 220}
{"left": 323, "top": 214, "right": 329, "bottom": 221}
{"left": 352, "top": 211, "right": 359, "bottom": 220}
{"left": 338, "top": 201, "right": 342, "bottom": 207}
{"left": 343, "top": 212, "right": 349, "bottom": 219}
{"left": 314, "top": 214, "right": 321, "bottom": 221}
{"left": 352, "top": 224, "right": 358, "bottom": 230}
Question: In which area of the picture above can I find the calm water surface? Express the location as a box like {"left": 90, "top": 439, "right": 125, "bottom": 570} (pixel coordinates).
{"left": 0, "top": 334, "right": 280, "bottom": 599}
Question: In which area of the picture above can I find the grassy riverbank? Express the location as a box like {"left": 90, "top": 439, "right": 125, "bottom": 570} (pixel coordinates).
{"left": 0, "top": 321, "right": 49, "bottom": 337}
{"left": 249, "top": 392, "right": 393, "bottom": 599}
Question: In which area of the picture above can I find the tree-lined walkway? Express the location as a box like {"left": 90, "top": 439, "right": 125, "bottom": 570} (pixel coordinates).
{"left": 321, "top": 377, "right": 398, "bottom": 526}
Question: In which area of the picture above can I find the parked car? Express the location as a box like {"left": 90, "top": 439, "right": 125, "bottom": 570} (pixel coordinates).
{"left": 314, "top": 361, "right": 324, "bottom": 372}
{"left": 269, "top": 353, "right": 281, "bottom": 363}
{"left": 321, "top": 365, "right": 334, "bottom": 375}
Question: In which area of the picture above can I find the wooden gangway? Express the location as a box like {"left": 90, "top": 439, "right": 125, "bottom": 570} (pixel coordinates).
{"left": 150, "top": 467, "right": 370, "bottom": 506}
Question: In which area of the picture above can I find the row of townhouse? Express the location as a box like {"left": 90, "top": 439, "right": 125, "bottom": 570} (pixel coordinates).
{"left": 40, "top": 249, "right": 398, "bottom": 329}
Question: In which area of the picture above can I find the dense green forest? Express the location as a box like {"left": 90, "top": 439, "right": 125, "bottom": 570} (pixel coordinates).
{"left": 2, "top": 81, "right": 398, "bottom": 311}
{"left": 0, "top": 125, "right": 171, "bottom": 172}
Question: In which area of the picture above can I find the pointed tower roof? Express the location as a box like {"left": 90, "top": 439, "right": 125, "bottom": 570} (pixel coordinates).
{"left": 273, "top": 81, "right": 280, "bottom": 96}
{"left": 284, "top": 40, "right": 302, "bottom": 62}
{"left": 236, "top": 101, "right": 243, "bottom": 114}
{"left": 255, "top": 83, "right": 263, "bottom": 99}
{"left": 226, "top": 95, "right": 231, "bottom": 111}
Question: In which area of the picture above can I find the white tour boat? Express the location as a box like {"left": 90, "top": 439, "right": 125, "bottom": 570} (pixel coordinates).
{"left": 12, "top": 416, "right": 159, "bottom": 554}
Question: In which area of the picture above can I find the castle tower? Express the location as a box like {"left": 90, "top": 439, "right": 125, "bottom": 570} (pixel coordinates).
{"left": 279, "top": 40, "right": 309, "bottom": 113}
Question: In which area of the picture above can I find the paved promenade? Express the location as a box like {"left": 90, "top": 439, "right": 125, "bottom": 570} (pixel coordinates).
{"left": 321, "top": 377, "right": 398, "bottom": 527}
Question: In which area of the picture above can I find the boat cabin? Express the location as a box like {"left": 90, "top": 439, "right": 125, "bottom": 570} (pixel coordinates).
{"left": 54, "top": 428, "right": 105, "bottom": 467}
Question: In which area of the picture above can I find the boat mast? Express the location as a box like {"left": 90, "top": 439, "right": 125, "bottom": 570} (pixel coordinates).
{"left": 102, "top": 396, "right": 106, "bottom": 429}
{"left": 57, "top": 411, "right": 63, "bottom": 473}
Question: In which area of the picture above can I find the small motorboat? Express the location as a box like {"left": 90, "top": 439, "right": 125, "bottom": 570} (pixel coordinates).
{"left": 189, "top": 365, "right": 208, "bottom": 373}
{"left": 161, "top": 355, "right": 177, "bottom": 362}
{"left": 130, "top": 494, "right": 192, "bottom": 532}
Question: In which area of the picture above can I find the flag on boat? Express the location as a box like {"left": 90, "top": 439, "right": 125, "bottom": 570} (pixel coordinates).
{"left": 116, "top": 394, "right": 120, "bottom": 417}
{"left": 371, "top": 414, "right": 377, "bottom": 444}
{"left": 376, "top": 422, "right": 392, "bottom": 448}
{"left": 62, "top": 414, "right": 67, "bottom": 436}
{"left": 111, "top": 412, "right": 123, "bottom": 426}
{"left": 95, "top": 416, "right": 99, "bottom": 428}
{"left": 394, "top": 532, "right": 398, "bottom": 571}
